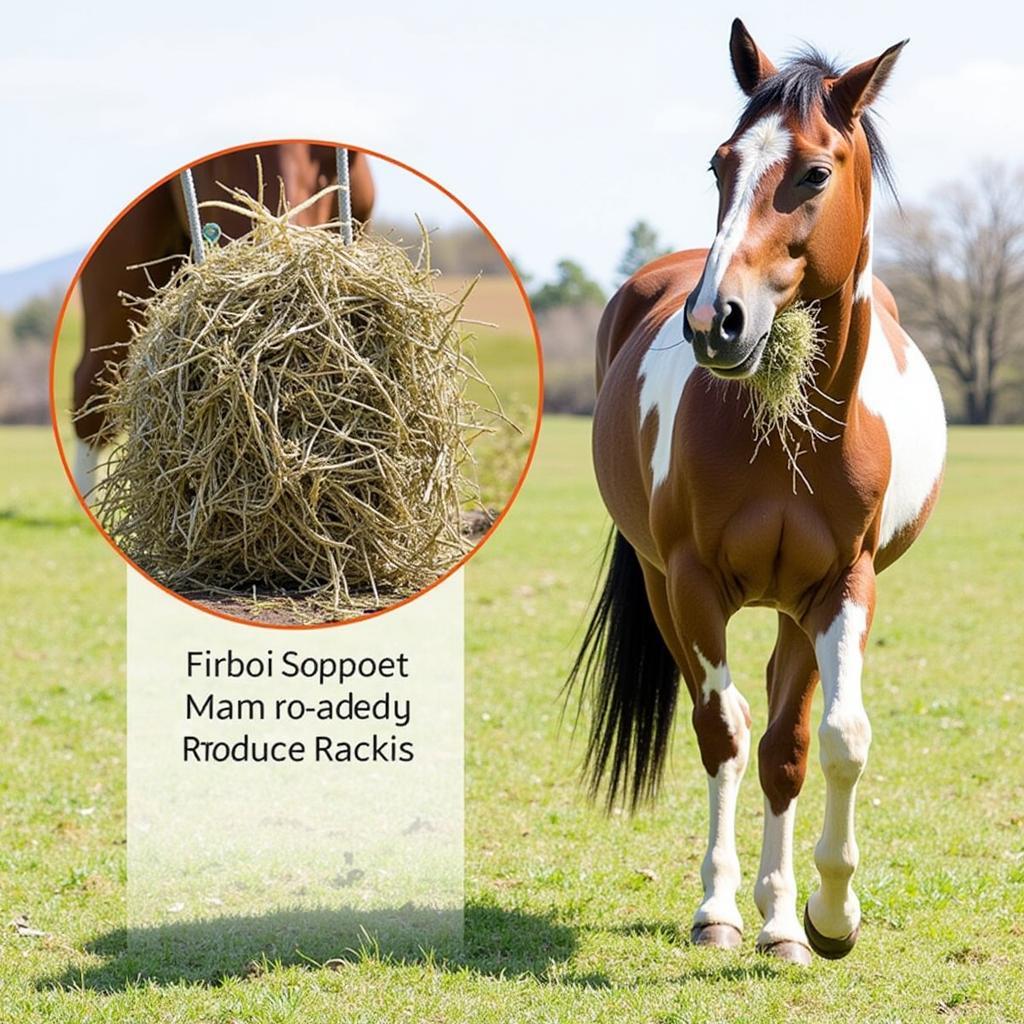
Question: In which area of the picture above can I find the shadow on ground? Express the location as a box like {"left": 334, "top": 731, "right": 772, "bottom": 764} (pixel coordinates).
{"left": 37, "top": 901, "right": 584, "bottom": 992}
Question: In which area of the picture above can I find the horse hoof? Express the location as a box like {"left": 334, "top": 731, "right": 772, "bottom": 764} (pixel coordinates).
{"left": 690, "top": 922, "right": 743, "bottom": 950}
{"left": 756, "top": 940, "right": 813, "bottom": 966}
{"left": 803, "top": 904, "right": 860, "bottom": 960}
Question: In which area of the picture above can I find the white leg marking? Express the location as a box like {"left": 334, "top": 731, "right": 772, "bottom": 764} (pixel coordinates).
{"left": 809, "top": 600, "right": 871, "bottom": 939}
{"left": 853, "top": 208, "right": 874, "bottom": 304}
{"left": 637, "top": 308, "right": 696, "bottom": 487}
{"left": 859, "top": 309, "right": 947, "bottom": 548}
{"left": 692, "top": 648, "right": 750, "bottom": 933}
{"left": 689, "top": 112, "right": 792, "bottom": 317}
{"left": 73, "top": 440, "right": 101, "bottom": 501}
{"left": 755, "top": 798, "right": 808, "bottom": 947}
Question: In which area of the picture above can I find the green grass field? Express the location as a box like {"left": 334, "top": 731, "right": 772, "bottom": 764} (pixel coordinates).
{"left": 2, "top": 419, "right": 1023, "bottom": 1022}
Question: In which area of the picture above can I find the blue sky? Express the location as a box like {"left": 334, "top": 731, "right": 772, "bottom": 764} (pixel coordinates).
{"left": 4, "top": 1, "right": 1023, "bottom": 287}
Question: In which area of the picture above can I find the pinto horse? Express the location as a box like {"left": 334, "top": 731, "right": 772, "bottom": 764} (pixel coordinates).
{"left": 71, "top": 142, "right": 375, "bottom": 495}
{"left": 571, "top": 21, "right": 945, "bottom": 965}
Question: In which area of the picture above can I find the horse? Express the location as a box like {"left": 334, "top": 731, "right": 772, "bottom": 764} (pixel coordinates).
{"left": 71, "top": 142, "right": 375, "bottom": 496}
{"left": 570, "top": 20, "right": 945, "bottom": 965}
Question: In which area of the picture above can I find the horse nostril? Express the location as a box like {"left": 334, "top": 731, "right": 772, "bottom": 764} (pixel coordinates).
{"left": 718, "top": 300, "right": 745, "bottom": 343}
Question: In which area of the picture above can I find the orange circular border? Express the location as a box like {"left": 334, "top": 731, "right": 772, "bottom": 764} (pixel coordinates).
{"left": 49, "top": 137, "right": 544, "bottom": 630}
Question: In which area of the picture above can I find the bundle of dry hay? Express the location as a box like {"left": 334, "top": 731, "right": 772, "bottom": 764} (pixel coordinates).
{"left": 85, "top": 182, "right": 490, "bottom": 615}
{"left": 743, "top": 301, "right": 842, "bottom": 491}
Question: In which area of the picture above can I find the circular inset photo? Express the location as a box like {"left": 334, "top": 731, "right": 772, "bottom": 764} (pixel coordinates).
{"left": 51, "top": 140, "right": 541, "bottom": 626}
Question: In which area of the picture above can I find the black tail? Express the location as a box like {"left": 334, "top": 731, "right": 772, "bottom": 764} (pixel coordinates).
{"left": 566, "top": 529, "right": 680, "bottom": 810}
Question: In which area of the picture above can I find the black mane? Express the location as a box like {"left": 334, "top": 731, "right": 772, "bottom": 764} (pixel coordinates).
{"left": 739, "top": 46, "right": 897, "bottom": 202}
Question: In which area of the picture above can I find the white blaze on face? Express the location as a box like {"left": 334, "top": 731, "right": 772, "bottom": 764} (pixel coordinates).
{"left": 690, "top": 112, "right": 793, "bottom": 318}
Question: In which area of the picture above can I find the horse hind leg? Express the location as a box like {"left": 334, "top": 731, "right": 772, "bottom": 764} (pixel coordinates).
{"left": 754, "top": 614, "right": 817, "bottom": 966}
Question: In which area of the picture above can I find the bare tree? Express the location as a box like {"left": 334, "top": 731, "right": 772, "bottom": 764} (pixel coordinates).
{"left": 880, "top": 164, "right": 1024, "bottom": 424}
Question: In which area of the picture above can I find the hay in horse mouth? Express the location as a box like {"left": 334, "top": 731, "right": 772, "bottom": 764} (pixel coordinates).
{"left": 79, "top": 180, "right": 497, "bottom": 616}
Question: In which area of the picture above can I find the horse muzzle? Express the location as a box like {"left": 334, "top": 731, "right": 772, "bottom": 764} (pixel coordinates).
{"left": 684, "top": 292, "right": 773, "bottom": 379}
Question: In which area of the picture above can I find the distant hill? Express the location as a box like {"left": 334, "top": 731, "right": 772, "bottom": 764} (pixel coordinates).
{"left": 0, "top": 250, "right": 84, "bottom": 311}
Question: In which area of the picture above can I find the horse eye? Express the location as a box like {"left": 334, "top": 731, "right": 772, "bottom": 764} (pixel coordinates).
{"left": 802, "top": 167, "right": 831, "bottom": 188}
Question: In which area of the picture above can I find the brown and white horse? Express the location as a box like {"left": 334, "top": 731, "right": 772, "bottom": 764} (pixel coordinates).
{"left": 571, "top": 21, "right": 945, "bottom": 965}
{"left": 71, "top": 142, "right": 374, "bottom": 495}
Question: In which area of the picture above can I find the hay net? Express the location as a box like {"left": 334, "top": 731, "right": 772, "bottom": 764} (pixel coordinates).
{"left": 84, "top": 180, "right": 487, "bottom": 613}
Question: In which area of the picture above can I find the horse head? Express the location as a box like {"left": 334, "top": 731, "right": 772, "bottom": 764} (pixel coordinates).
{"left": 683, "top": 19, "right": 906, "bottom": 378}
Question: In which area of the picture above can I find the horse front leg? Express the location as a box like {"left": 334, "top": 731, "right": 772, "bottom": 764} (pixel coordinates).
{"left": 803, "top": 559, "right": 876, "bottom": 959}
{"left": 754, "top": 613, "right": 817, "bottom": 966}
{"left": 660, "top": 552, "right": 750, "bottom": 949}
{"left": 691, "top": 657, "right": 751, "bottom": 949}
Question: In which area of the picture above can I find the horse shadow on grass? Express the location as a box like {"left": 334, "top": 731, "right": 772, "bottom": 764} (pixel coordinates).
{"left": 37, "top": 901, "right": 593, "bottom": 992}
{"left": 37, "top": 907, "right": 802, "bottom": 993}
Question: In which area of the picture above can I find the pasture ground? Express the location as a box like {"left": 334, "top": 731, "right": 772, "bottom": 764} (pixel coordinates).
{"left": 1, "top": 418, "right": 1022, "bottom": 1022}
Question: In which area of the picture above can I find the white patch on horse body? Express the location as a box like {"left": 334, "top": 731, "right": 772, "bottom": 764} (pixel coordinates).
{"left": 859, "top": 308, "right": 946, "bottom": 548}
{"left": 692, "top": 645, "right": 749, "bottom": 738}
{"left": 754, "top": 798, "right": 807, "bottom": 947}
{"left": 690, "top": 112, "right": 792, "bottom": 313}
{"left": 814, "top": 601, "right": 870, "bottom": 770}
{"left": 853, "top": 209, "right": 874, "bottom": 303}
{"left": 73, "top": 440, "right": 101, "bottom": 501}
{"left": 637, "top": 308, "right": 696, "bottom": 487}
{"left": 810, "top": 599, "right": 871, "bottom": 939}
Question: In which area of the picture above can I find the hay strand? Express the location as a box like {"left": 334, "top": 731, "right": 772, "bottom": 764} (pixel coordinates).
{"left": 743, "top": 301, "right": 842, "bottom": 492}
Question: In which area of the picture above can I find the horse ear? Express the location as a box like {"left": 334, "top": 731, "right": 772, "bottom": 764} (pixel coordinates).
{"left": 831, "top": 40, "right": 909, "bottom": 123}
{"left": 730, "top": 18, "right": 778, "bottom": 96}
